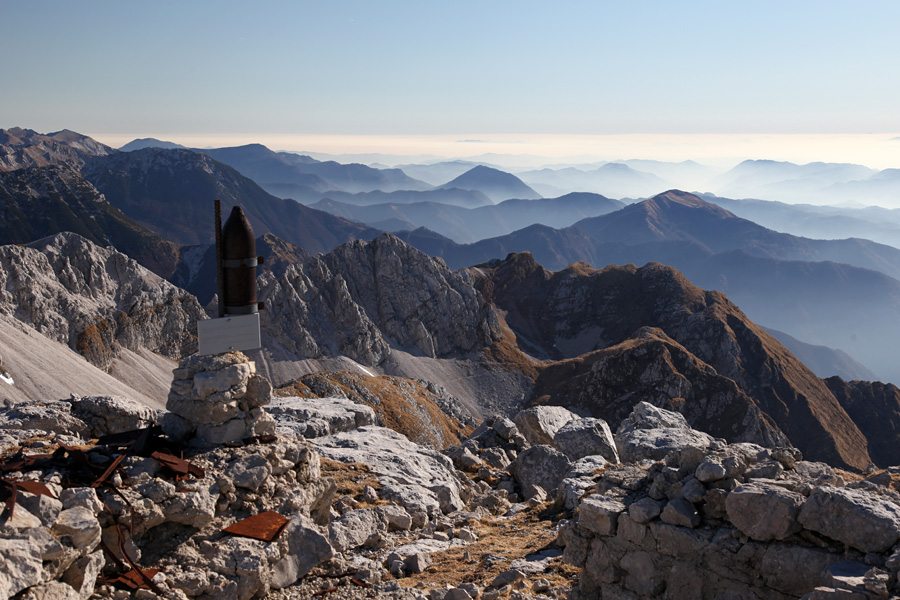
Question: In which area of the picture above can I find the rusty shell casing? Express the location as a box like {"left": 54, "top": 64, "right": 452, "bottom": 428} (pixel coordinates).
{"left": 222, "top": 206, "right": 258, "bottom": 315}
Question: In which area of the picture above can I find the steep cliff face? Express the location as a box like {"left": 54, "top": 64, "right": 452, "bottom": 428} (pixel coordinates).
{"left": 472, "top": 252, "right": 872, "bottom": 470}
{"left": 825, "top": 376, "right": 900, "bottom": 467}
{"left": 0, "top": 233, "right": 206, "bottom": 370}
{"left": 259, "top": 234, "right": 502, "bottom": 366}
{"left": 0, "top": 165, "right": 180, "bottom": 278}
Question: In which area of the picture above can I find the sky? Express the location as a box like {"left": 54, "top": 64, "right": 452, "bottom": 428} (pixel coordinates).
{"left": 3, "top": 1, "right": 900, "bottom": 166}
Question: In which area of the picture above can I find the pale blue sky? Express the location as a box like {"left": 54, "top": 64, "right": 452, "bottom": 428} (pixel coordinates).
{"left": 3, "top": 1, "right": 899, "bottom": 141}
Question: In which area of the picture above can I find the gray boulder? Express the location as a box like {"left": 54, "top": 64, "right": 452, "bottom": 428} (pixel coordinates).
{"left": 268, "top": 396, "right": 375, "bottom": 439}
{"left": 314, "top": 426, "right": 467, "bottom": 517}
{"left": 328, "top": 508, "right": 387, "bottom": 552}
{"left": 553, "top": 417, "right": 619, "bottom": 462}
{"left": 799, "top": 485, "right": 900, "bottom": 553}
{"left": 512, "top": 445, "right": 571, "bottom": 500}
{"left": 578, "top": 495, "right": 627, "bottom": 536}
{"left": 513, "top": 406, "right": 578, "bottom": 446}
{"left": 615, "top": 402, "right": 714, "bottom": 463}
{"left": 726, "top": 482, "right": 804, "bottom": 541}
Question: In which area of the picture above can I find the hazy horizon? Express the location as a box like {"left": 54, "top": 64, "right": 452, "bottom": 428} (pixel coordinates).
{"left": 89, "top": 132, "right": 900, "bottom": 171}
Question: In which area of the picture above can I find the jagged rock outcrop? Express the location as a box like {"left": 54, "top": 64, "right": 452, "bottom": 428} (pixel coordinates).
{"left": 0, "top": 127, "right": 114, "bottom": 172}
{"left": 0, "top": 233, "right": 205, "bottom": 371}
{"left": 473, "top": 252, "right": 872, "bottom": 470}
{"left": 259, "top": 234, "right": 502, "bottom": 366}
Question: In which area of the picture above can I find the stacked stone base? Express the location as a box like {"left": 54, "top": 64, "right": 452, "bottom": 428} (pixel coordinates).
{"left": 162, "top": 351, "right": 275, "bottom": 446}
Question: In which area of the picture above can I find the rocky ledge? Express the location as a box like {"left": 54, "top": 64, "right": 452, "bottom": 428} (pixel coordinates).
{"left": 1, "top": 355, "right": 900, "bottom": 600}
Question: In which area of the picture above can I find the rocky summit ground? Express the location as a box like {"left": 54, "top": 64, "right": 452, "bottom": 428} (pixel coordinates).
{"left": 1, "top": 352, "right": 900, "bottom": 600}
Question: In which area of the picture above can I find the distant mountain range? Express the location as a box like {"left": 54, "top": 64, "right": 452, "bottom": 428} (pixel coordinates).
{"left": 6, "top": 127, "right": 900, "bottom": 386}
{"left": 311, "top": 192, "right": 624, "bottom": 243}
{"left": 195, "top": 144, "right": 432, "bottom": 196}
{"left": 517, "top": 162, "right": 668, "bottom": 199}
{"left": 437, "top": 165, "right": 540, "bottom": 202}
{"left": 700, "top": 194, "right": 900, "bottom": 249}
{"left": 80, "top": 147, "right": 381, "bottom": 251}
{"left": 0, "top": 127, "right": 114, "bottom": 171}
{"left": 395, "top": 191, "right": 900, "bottom": 383}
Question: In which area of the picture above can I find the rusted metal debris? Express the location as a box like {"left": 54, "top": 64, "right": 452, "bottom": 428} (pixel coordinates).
{"left": 150, "top": 451, "right": 205, "bottom": 480}
{"left": 224, "top": 433, "right": 278, "bottom": 448}
{"left": 0, "top": 424, "right": 276, "bottom": 590}
{"left": 223, "top": 510, "right": 290, "bottom": 542}
{"left": 313, "top": 587, "right": 339, "bottom": 596}
{"left": 106, "top": 568, "right": 161, "bottom": 590}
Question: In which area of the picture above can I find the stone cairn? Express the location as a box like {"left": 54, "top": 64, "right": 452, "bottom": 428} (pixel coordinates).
{"left": 162, "top": 351, "right": 276, "bottom": 446}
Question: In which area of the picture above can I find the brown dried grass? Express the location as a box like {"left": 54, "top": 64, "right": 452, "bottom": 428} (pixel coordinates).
{"left": 399, "top": 503, "right": 577, "bottom": 594}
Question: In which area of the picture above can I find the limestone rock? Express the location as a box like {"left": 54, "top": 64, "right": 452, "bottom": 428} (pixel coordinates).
{"left": 273, "top": 535, "right": 339, "bottom": 595}
{"left": 799, "top": 485, "right": 900, "bottom": 553}
{"left": 314, "top": 426, "right": 467, "bottom": 517}
{"left": 512, "top": 445, "right": 571, "bottom": 500}
{"left": 726, "top": 482, "right": 804, "bottom": 541}
{"left": 328, "top": 508, "right": 387, "bottom": 552}
{"left": 578, "top": 495, "right": 627, "bottom": 536}
{"left": 660, "top": 498, "right": 700, "bottom": 528}
{"left": 513, "top": 405, "right": 579, "bottom": 446}
{"left": 615, "top": 402, "right": 714, "bottom": 462}
{"left": 51, "top": 507, "right": 101, "bottom": 551}
{"left": 629, "top": 498, "right": 662, "bottom": 524}
{"left": 553, "top": 417, "right": 619, "bottom": 463}
{"left": 0, "top": 538, "right": 45, "bottom": 598}
{"left": 68, "top": 395, "right": 159, "bottom": 436}
{"left": 0, "top": 232, "right": 204, "bottom": 370}
{"left": 268, "top": 396, "right": 375, "bottom": 439}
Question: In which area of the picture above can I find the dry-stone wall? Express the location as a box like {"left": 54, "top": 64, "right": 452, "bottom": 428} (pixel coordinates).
{"left": 555, "top": 403, "right": 900, "bottom": 600}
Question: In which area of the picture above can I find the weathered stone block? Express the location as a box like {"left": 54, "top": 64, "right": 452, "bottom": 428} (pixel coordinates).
{"left": 726, "top": 482, "right": 804, "bottom": 541}
{"left": 799, "top": 486, "right": 900, "bottom": 553}
{"left": 579, "top": 495, "right": 627, "bottom": 536}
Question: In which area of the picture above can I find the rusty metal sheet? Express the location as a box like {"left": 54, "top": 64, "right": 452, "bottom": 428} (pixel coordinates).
{"left": 222, "top": 511, "right": 290, "bottom": 542}
{"left": 14, "top": 480, "right": 55, "bottom": 498}
{"left": 112, "top": 568, "right": 161, "bottom": 590}
{"left": 151, "top": 451, "right": 205, "bottom": 479}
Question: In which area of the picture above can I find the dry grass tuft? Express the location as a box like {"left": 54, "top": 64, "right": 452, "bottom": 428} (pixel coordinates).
{"left": 319, "top": 458, "right": 381, "bottom": 504}
{"left": 399, "top": 503, "right": 577, "bottom": 594}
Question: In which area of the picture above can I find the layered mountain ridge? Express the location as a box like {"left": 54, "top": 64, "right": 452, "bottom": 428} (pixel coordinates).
{"left": 3, "top": 128, "right": 900, "bottom": 471}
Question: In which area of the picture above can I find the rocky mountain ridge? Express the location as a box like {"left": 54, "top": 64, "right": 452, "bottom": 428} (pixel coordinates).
{"left": 80, "top": 147, "right": 382, "bottom": 250}
{"left": 469, "top": 252, "right": 877, "bottom": 470}
{"left": 0, "top": 164, "right": 181, "bottom": 279}
{"left": 0, "top": 232, "right": 205, "bottom": 372}
{"left": 0, "top": 127, "right": 115, "bottom": 172}
{"left": 258, "top": 234, "right": 502, "bottom": 367}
